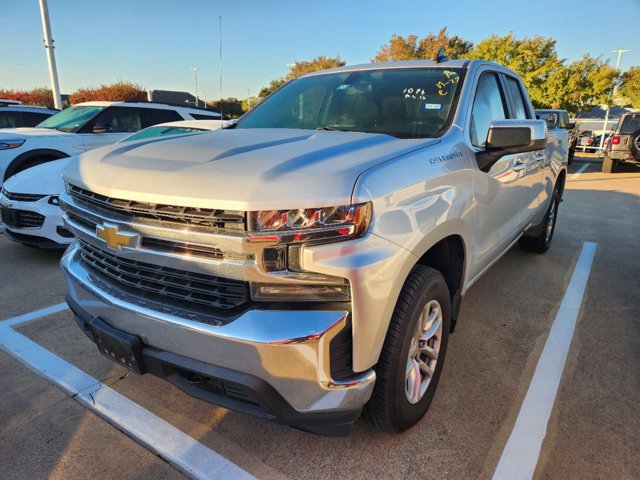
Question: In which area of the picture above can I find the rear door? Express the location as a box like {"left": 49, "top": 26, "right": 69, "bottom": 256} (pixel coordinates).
{"left": 468, "top": 70, "right": 531, "bottom": 278}
{"left": 501, "top": 74, "right": 545, "bottom": 227}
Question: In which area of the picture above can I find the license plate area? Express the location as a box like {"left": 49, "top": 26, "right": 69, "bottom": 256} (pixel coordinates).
{"left": 89, "top": 317, "right": 146, "bottom": 374}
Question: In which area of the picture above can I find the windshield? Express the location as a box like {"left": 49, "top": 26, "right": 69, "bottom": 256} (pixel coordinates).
{"left": 536, "top": 111, "right": 558, "bottom": 129}
{"left": 120, "top": 126, "right": 208, "bottom": 143}
{"left": 37, "top": 105, "right": 105, "bottom": 132}
{"left": 620, "top": 115, "right": 640, "bottom": 134}
{"left": 236, "top": 67, "right": 465, "bottom": 138}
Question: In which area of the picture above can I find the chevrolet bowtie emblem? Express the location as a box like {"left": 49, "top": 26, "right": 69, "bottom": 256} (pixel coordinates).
{"left": 96, "top": 223, "right": 140, "bottom": 251}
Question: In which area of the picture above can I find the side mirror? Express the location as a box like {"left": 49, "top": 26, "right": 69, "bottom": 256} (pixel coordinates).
{"left": 92, "top": 123, "right": 112, "bottom": 133}
{"left": 477, "top": 119, "right": 547, "bottom": 170}
{"left": 565, "top": 122, "right": 576, "bottom": 129}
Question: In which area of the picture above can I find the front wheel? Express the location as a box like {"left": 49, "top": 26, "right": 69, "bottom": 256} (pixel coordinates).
{"left": 362, "top": 266, "right": 451, "bottom": 432}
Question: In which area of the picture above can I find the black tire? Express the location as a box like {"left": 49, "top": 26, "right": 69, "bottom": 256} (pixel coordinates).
{"left": 568, "top": 142, "right": 576, "bottom": 164}
{"left": 629, "top": 129, "right": 640, "bottom": 159}
{"left": 362, "top": 266, "right": 451, "bottom": 432}
{"left": 519, "top": 188, "right": 560, "bottom": 254}
{"left": 602, "top": 154, "right": 616, "bottom": 174}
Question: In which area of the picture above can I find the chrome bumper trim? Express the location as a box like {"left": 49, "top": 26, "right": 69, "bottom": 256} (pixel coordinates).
{"left": 61, "top": 244, "right": 375, "bottom": 412}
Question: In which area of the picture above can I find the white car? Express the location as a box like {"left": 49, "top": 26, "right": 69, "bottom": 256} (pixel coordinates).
{"left": 0, "top": 101, "right": 223, "bottom": 185}
{"left": 0, "top": 120, "right": 228, "bottom": 248}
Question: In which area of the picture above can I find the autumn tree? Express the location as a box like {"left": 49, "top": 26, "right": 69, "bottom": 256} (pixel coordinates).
{"left": 0, "top": 88, "right": 55, "bottom": 108}
{"left": 258, "top": 55, "right": 345, "bottom": 99}
{"left": 70, "top": 81, "right": 147, "bottom": 104}
{"left": 616, "top": 66, "right": 640, "bottom": 109}
{"left": 373, "top": 28, "right": 473, "bottom": 61}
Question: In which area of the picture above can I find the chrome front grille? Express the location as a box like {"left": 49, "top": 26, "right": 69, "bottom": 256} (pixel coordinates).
{"left": 78, "top": 240, "right": 250, "bottom": 312}
{"left": 66, "top": 212, "right": 253, "bottom": 263}
{"left": 68, "top": 184, "right": 246, "bottom": 230}
{"left": 1, "top": 187, "right": 46, "bottom": 202}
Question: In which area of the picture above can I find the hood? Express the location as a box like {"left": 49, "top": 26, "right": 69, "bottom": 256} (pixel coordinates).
{"left": 0, "top": 127, "right": 73, "bottom": 138}
{"left": 63, "top": 128, "right": 438, "bottom": 211}
{"left": 5, "top": 158, "right": 70, "bottom": 195}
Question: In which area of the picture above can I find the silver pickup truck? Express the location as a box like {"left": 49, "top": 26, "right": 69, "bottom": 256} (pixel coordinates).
{"left": 59, "top": 59, "right": 567, "bottom": 435}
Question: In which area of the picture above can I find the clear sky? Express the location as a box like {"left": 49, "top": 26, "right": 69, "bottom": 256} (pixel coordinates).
{"left": 2, "top": 0, "right": 638, "bottom": 100}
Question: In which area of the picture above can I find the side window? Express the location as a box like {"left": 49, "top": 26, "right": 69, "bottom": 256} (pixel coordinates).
{"left": 470, "top": 73, "right": 507, "bottom": 147}
{"left": 92, "top": 107, "right": 143, "bottom": 133}
{"left": 560, "top": 112, "right": 569, "bottom": 128}
{"left": 191, "top": 113, "right": 221, "bottom": 120}
{"left": 22, "top": 112, "right": 52, "bottom": 127}
{"left": 504, "top": 77, "right": 528, "bottom": 120}
{"left": 0, "top": 111, "right": 17, "bottom": 128}
{"left": 141, "top": 108, "right": 182, "bottom": 128}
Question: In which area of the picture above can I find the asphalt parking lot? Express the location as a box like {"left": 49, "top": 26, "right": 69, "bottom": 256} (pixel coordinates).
{"left": 1, "top": 156, "right": 638, "bottom": 480}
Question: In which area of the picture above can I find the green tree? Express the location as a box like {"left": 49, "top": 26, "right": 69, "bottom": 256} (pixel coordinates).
{"left": 373, "top": 28, "right": 473, "bottom": 61}
{"left": 469, "top": 33, "right": 562, "bottom": 107}
{"left": 258, "top": 55, "right": 345, "bottom": 99}
{"left": 542, "top": 56, "right": 619, "bottom": 113}
{"left": 616, "top": 66, "right": 640, "bottom": 109}
{"left": 208, "top": 97, "right": 244, "bottom": 118}
{"left": 258, "top": 78, "right": 286, "bottom": 99}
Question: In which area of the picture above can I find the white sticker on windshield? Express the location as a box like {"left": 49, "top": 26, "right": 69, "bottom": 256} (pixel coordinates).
{"left": 424, "top": 103, "right": 443, "bottom": 110}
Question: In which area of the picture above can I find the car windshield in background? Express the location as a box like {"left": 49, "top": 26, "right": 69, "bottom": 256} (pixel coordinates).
{"left": 537, "top": 112, "right": 558, "bottom": 129}
{"left": 120, "top": 126, "right": 208, "bottom": 143}
{"left": 236, "top": 67, "right": 465, "bottom": 139}
{"left": 37, "top": 105, "right": 105, "bottom": 132}
{"left": 620, "top": 115, "right": 640, "bottom": 134}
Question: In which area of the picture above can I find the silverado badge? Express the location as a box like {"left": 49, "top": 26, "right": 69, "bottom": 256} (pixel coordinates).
{"left": 96, "top": 223, "right": 140, "bottom": 251}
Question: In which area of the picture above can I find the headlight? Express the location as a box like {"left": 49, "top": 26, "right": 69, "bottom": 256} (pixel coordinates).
{"left": 0, "top": 139, "right": 26, "bottom": 150}
{"left": 249, "top": 202, "right": 372, "bottom": 239}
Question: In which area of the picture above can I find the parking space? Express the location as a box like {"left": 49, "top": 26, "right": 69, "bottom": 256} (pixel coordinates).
{"left": 1, "top": 156, "right": 639, "bottom": 479}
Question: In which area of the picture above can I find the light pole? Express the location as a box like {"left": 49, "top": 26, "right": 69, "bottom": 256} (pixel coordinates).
{"left": 38, "top": 0, "right": 62, "bottom": 110}
{"left": 191, "top": 67, "right": 200, "bottom": 107}
{"left": 600, "top": 48, "right": 630, "bottom": 149}
{"left": 247, "top": 90, "right": 252, "bottom": 109}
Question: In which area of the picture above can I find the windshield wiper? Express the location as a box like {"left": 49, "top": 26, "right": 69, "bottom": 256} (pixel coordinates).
{"left": 316, "top": 126, "right": 350, "bottom": 132}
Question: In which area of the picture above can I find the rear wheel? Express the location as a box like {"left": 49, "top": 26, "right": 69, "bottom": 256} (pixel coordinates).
{"left": 602, "top": 154, "right": 617, "bottom": 174}
{"left": 362, "top": 266, "right": 450, "bottom": 432}
{"left": 519, "top": 187, "right": 560, "bottom": 254}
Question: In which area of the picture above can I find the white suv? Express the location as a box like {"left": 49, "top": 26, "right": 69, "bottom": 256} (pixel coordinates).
{"left": 0, "top": 101, "right": 223, "bottom": 185}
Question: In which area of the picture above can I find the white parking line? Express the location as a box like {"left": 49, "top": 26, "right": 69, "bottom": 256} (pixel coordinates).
{"left": 0, "top": 313, "right": 254, "bottom": 480}
{"left": 493, "top": 241, "right": 597, "bottom": 480}
{"left": 1, "top": 302, "right": 68, "bottom": 326}
{"left": 570, "top": 163, "right": 590, "bottom": 179}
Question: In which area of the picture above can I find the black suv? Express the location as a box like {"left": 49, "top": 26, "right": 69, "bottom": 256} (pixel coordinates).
{"left": 602, "top": 112, "right": 640, "bottom": 173}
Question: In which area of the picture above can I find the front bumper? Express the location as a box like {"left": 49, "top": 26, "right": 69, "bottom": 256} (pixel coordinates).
{"left": 61, "top": 244, "right": 376, "bottom": 433}
{"left": 0, "top": 193, "right": 72, "bottom": 248}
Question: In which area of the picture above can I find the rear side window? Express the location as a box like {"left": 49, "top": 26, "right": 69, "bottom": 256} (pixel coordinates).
{"left": 191, "top": 113, "right": 221, "bottom": 120}
{"left": 470, "top": 73, "right": 507, "bottom": 147}
{"left": 560, "top": 112, "right": 569, "bottom": 128}
{"left": 504, "top": 77, "right": 528, "bottom": 120}
{"left": 620, "top": 115, "right": 640, "bottom": 134}
{"left": 141, "top": 108, "right": 182, "bottom": 128}
{"left": 0, "top": 111, "right": 17, "bottom": 128}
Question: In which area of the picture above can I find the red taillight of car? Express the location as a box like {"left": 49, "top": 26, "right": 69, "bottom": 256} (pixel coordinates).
{"left": 611, "top": 135, "right": 621, "bottom": 145}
